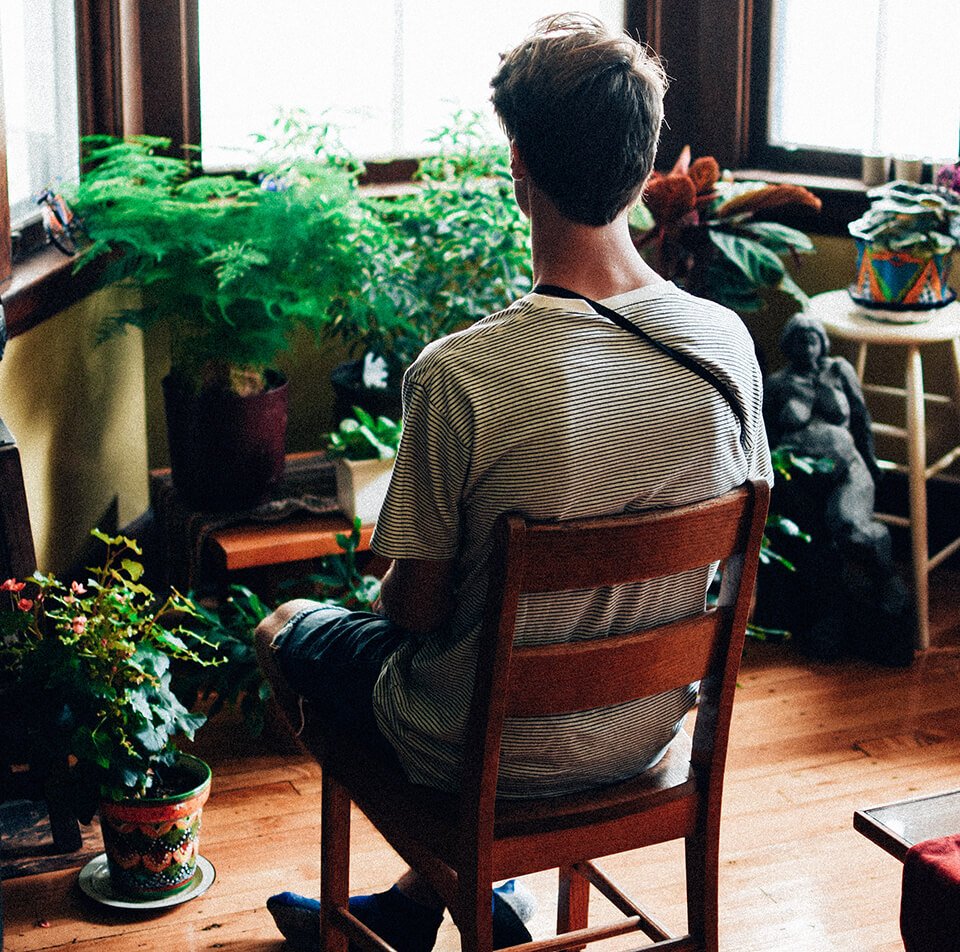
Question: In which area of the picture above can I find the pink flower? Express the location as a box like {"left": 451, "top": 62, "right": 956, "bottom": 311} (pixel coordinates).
{"left": 17, "top": 598, "right": 34, "bottom": 611}
{"left": 71, "top": 616, "right": 87, "bottom": 634}
{"left": 1, "top": 579, "right": 25, "bottom": 592}
{"left": 71, "top": 581, "right": 87, "bottom": 595}
{"left": 63, "top": 595, "right": 75, "bottom": 605}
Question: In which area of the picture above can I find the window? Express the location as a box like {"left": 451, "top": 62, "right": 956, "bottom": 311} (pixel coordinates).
{"left": 768, "top": 0, "right": 959, "bottom": 163}
{"left": 750, "top": 0, "right": 959, "bottom": 176}
{"left": 0, "top": 0, "right": 112, "bottom": 334}
{"left": 0, "top": 0, "right": 80, "bottom": 229}
{"left": 197, "top": 0, "right": 623, "bottom": 169}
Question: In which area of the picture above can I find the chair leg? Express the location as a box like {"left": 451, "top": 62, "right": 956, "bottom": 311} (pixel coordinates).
{"left": 453, "top": 873, "right": 494, "bottom": 952}
{"left": 557, "top": 864, "right": 589, "bottom": 950}
{"left": 321, "top": 773, "right": 352, "bottom": 952}
{"left": 685, "top": 832, "right": 718, "bottom": 952}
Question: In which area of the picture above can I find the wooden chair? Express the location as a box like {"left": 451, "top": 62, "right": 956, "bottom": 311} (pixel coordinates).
{"left": 274, "top": 478, "right": 769, "bottom": 952}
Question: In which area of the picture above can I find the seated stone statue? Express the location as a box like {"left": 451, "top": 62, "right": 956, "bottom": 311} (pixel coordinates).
{"left": 758, "top": 313, "right": 914, "bottom": 666}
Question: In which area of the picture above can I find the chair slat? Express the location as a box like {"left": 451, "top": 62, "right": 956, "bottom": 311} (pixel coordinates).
{"left": 514, "top": 489, "right": 751, "bottom": 593}
{"left": 505, "top": 612, "right": 724, "bottom": 717}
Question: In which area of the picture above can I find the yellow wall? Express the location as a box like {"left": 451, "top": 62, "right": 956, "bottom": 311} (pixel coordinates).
{"left": 0, "top": 287, "right": 149, "bottom": 574}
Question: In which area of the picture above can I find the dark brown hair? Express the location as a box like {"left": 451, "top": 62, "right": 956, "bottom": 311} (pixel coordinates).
{"left": 491, "top": 13, "right": 667, "bottom": 226}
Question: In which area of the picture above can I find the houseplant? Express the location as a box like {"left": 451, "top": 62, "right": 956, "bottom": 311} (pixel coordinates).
{"left": 176, "top": 523, "right": 381, "bottom": 739}
{"left": 847, "top": 179, "right": 960, "bottom": 313}
{"left": 0, "top": 529, "right": 218, "bottom": 899}
{"left": 631, "top": 146, "right": 821, "bottom": 313}
{"left": 329, "top": 112, "right": 533, "bottom": 417}
{"left": 324, "top": 406, "right": 402, "bottom": 523}
{"left": 68, "top": 115, "right": 366, "bottom": 510}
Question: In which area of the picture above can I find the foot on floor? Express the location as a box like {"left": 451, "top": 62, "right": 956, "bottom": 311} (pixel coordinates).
{"left": 266, "top": 879, "right": 534, "bottom": 951}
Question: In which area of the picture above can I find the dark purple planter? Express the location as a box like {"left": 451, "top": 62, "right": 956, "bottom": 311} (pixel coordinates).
{"left": 162, "top": 370, "right": 288, "bottom": 512}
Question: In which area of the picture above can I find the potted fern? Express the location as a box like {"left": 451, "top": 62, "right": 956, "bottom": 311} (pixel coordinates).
{"left": 68, "top": 115, "right": 366, "bottom": 511}
{"left": 0, "top": 530, "right": 217, "bottom": 900}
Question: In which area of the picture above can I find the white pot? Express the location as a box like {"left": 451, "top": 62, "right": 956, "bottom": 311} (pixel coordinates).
{"left": 335, "top": 457, "right": 394, "bottom": 524}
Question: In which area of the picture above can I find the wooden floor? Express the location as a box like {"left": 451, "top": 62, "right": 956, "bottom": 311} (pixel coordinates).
{"left": 4, "top": 573, "right": 960, "bottom": 951}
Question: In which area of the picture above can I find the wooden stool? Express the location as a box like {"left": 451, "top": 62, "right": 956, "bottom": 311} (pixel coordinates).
{"left": 809, "top": 290, "right": 960, "bottom": 650}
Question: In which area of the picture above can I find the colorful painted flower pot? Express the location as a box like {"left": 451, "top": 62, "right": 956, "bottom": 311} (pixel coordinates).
{"left": 851, "top": 239, "right": 955, "bottom": 311}
{"left": 99, "top": 754, "right": 212, "bottom": 901}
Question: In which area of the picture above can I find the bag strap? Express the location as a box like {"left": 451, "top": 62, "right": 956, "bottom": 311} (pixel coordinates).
{"left": 532, "top": 283, "right": 747, "bottom": 448}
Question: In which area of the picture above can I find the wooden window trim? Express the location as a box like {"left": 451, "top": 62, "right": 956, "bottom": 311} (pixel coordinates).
{"left": 636, "top": 0, "right": 868, "bottom": 234}
{"left": 1, "top": 0, "right": 125, "bottom": 340}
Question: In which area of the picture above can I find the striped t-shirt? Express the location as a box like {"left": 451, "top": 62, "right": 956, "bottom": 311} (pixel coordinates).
{"left": 370, "top": 281, "right": 773, "bottom": 798}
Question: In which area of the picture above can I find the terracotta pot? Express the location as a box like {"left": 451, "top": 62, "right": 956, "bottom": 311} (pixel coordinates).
{"left": 99, "top": 754, "right": 211, "bottom": 901}
{"left": 163, "top": 371, "right": 288, "bottom": 511}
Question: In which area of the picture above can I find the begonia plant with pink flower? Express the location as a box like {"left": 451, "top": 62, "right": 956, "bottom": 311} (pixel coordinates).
{"left": 0, "top": 529, "right": 216, "bottom": 821}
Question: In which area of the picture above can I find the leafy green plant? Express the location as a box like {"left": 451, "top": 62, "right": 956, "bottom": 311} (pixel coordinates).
{"left": 67, "top": 114, "right": 366, "bottom": 395}
{"left": 175, "top": 586, "right": 273, "bottom": 738}
{"left": 324, "top": 406, "right": 402, "bottom": 461}
{"left": 288, "top": 518, "right": 382, "bottom": 611}
{"left": 0, "top": 530, "right": 215, "bottom": 820}
{"left": 332, "top": 111, "right": 533, "bottom": 385}
{"left": 848, "top": 180, "right": 960, "bottom": 255}
{"left": 631, "top": 147, "right": 821, "bottom": 312}
{"left": 177, "top": 521, "right": 381, "bottom": 739}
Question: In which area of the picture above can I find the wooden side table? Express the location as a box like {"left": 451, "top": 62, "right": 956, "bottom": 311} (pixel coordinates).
{"left": 808, "top": 290, "right": 960, "bottom": 650}
{"left": 150, "top": 451, "right": 375, "bottom": 593}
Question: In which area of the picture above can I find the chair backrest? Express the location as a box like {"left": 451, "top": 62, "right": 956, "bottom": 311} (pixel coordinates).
{"left": 0, "top": 415, "right": 36, "bottom": 581}
{"left": 461, "top": 479, "right": 770, "bottom": 833}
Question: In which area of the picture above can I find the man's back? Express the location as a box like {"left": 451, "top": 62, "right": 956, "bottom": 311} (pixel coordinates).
{"left": 370, "top": 281, "right": 772, "bottom": 797}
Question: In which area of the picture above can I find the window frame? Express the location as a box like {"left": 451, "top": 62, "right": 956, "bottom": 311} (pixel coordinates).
{"left": 0, "top": 0, "right": 125, "bottom": 337}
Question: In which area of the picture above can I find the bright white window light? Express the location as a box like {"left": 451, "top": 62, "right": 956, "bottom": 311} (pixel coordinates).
{"left": 198, "top": 1, "right": 624, "bottom": 168}
{"left": 0, "top": 0, "right": 79, "bottom": 227}
{"left": 769, "top": 0, "right": 959, "bottom": 162}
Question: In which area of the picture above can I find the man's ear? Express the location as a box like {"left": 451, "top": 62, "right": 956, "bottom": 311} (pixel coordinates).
{"left": 510, "top": 141, "right": 527, "bottom": 181}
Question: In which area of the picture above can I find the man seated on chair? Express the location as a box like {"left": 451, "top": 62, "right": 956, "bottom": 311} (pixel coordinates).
{"left": 258, "top": 12, "right": 773, "bottom": 951}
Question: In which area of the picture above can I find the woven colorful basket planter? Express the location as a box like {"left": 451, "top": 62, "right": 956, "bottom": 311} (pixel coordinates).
{"left": 99, "top": 754, "right": 212, "bottom": 901}
{"left": 850, "top": 239, "right": 955, "bottom": 311}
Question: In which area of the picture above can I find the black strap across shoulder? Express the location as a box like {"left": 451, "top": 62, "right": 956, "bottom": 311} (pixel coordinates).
{"left": 532, "top": 282, "right": 747, "bottom": 448}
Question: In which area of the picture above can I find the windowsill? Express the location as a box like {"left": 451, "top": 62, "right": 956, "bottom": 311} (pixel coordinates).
{"left": 733, "top": 169, "right": 870, "bottom": 235}
{"left": 1, "top": 245, "right": 102, "bottom": 339}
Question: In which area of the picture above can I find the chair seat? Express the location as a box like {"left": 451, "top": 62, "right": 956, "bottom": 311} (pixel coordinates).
{"left": 304, "top": 712, "right": 698, "bottom": 879}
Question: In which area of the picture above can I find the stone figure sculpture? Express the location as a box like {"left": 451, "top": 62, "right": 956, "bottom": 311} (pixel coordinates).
{"left": 758, "top": 312, "right": 914, "bottom": 666}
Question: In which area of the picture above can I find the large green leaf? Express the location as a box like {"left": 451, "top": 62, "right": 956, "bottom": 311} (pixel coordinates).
{"left": 740, "top": 221, "right": 814, "bottom": 253}
{"left": 708, "top": 228, "right": 785, "bottom": 286}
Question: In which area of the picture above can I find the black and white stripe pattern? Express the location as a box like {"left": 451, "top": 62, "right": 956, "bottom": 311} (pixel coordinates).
{"left": 371, "top": 281, "right": 773, "bottom": 798}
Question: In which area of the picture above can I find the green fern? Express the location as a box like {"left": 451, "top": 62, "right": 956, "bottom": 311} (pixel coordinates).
{"left": 68, "top": 128, "right": 366, "bottom": 394}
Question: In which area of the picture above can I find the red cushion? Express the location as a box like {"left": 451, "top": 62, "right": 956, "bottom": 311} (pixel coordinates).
{"left": 901, "top": 833, "right": 960, "bottom": 952}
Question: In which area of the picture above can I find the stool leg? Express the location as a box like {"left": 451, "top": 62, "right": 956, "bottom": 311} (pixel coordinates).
{"left": 905, "top": 345, "right": 929, "bottom": 650}
{"left": 950, "top": 338, "right": 960, "bottom": 433}
{"left": 855, "top": 341, "right": 868, "bottom": 382}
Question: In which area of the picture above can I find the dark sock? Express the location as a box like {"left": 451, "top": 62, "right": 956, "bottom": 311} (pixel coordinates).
{"left": 266, "top": 881, "right": 532, "bottom": 951}
{"left": 267, "top": 885, "right": 443, "bottom": 952}
{"left": 491, "top": 888, "right": 533, "bottom": 949}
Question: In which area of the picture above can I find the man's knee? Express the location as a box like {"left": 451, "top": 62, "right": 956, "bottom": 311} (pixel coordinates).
{"left": 254, "top": 599, "right": 323, "bottom": 676}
